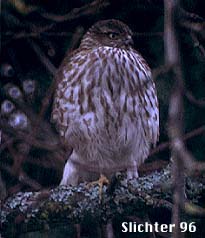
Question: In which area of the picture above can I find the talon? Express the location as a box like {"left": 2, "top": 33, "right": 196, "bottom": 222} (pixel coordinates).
{"left": 87, "top": 174, "right": 109, "bottom": 203}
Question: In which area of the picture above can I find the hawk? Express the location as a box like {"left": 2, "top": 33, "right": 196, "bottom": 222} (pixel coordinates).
{"left": 52, "top": 19, "right": 159, "bottom": 185}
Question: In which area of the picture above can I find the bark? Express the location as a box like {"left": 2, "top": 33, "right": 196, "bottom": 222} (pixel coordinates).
{"left": 1, "top": 164, "right": 205, "bottom": 238}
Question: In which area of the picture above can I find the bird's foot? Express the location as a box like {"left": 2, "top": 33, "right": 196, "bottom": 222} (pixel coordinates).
{"left": 86, "top": 174, "right": 109, "bottom": 203}
{"left": 127, "top": 168, "right": 139, "bottom": 180}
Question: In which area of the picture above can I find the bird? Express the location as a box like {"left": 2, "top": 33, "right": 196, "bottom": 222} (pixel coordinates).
{"left": 51, "top": 19, "right": 159, "bottom": 188}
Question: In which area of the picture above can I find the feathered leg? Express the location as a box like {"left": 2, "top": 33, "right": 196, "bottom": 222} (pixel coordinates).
{"left": 60, "top": 152, "right": 79, "bottom": 186}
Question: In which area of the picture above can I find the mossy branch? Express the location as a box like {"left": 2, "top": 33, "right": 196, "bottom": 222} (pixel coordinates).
{"left": 1, "top": 165, "right": 204, "bottom": 237}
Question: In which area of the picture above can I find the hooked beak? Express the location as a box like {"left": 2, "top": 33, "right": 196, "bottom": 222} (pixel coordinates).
{"left": 125, "top": 35, "right": 134, "bottom": 46}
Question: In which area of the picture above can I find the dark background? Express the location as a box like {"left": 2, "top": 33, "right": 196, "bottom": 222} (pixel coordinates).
{"left": 0, "top": 0, "right": 205, "bottom": 237}
{"left": 1, "top": 0, "right": 205, "bottom": 188}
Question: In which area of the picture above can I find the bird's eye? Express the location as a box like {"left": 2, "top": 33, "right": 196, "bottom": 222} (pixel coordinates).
{"left": 108, "top": 32, "right": 118, "bottom": 39}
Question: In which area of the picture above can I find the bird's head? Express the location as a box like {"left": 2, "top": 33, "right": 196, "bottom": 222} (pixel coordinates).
{"left": 80, "top": 19, "right": 134, "bottom": 50}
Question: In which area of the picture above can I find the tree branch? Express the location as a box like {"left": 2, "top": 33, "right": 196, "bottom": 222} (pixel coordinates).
{"left": 39, "top": 0, "right": 110, "bottom": 22}
{"left": 164, "top": 1, "right": 185, "bottom": 237}
{"left": 1, "top": 165, "right": 204, "bottom": 237}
